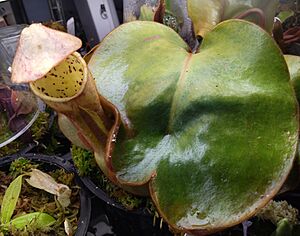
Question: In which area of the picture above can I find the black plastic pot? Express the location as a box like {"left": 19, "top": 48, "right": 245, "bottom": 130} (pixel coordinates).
{"left": 79, "top": 172, "right": 172, "bottom": 236}
{"left": 0, "top": 153, "right": 91, "bottom": 236}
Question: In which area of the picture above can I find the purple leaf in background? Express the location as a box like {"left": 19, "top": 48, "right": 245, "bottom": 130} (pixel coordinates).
{"left": 0, "top": 84, "right": 34, "bottom": 133}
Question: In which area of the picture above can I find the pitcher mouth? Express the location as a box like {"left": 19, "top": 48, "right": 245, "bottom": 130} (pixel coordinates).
{"left": 30, "top": 52, "right": 87, "bottom": 103}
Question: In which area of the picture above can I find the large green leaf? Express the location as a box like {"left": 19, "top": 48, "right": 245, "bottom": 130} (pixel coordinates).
{"left": 88, "top": 20, "right": 298, "bottom": 233}
{"left": 187, "top": 0, "right": 278, "bottom": 37}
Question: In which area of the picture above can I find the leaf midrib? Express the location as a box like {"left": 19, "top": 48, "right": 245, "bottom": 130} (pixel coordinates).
{"left": 168, "top": 53, "right": 193, "bottom": 132}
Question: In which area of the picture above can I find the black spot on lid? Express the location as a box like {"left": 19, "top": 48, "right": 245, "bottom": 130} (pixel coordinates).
{"left": 41, "top": 87, "right": 45, "bottom": 92}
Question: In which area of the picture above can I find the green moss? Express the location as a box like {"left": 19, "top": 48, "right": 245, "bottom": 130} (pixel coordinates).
{"left": 0, "top": 141, "right": 23, "bottom": 158}
{"left": 0, "top": 108, "right": 71, "bottom": 157}
{"left": 50, "top": 169, "right": 74, "bottom": 186}
{"left": 0, "top": 113, "right": 13, "bottom": 141}
{"left": 100, "top": 173, "right": 144, "bottom": 210}
{"left": 71, "top": 145, "right": 151, "bottom": 211}
{"left": 7, "top": 224, "right": 53, "bottom": 236}
{"left": 163, "top": 13, "right": 179, "bottom": 32}
{"left": 30, "top": 112, "right": 50, "bottom": 140}
{"left": 36, "top": 115, "right": 69, "bottom": 155}
{"left": 0, "top": 112, "right": 50, "bottom": 158}
{"left": 71, "top": 145, "right": 96, "bottom": 176}
{"left": 9, "top": 158, "right": 38, "bottom": 178}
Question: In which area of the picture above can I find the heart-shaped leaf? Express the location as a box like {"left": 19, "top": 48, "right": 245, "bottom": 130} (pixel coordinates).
{"left": 88, "top": 20, "right": 298, "bottom": 233}
{"left": 188, "top": 0, "right": 278, "bottom": 37}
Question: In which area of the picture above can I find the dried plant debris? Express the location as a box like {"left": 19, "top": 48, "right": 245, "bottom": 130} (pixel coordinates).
{"left": 0, "top": 158, "right": 80, "bottom": 235}
{"left": 258, "top": 200, "right": 299, "bottom": 226}
{"left": 26, "top": 169, "right": 71, "bottom": 208}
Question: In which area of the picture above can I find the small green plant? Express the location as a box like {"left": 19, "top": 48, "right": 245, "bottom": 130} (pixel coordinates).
{"left": 0, "top": 159, "right": 80, "bottom": 235}
{"left": 0, "top": 174, "right": 55, "bottom": 233}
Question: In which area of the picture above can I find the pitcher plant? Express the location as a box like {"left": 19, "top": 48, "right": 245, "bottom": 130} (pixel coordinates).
{"left": 10, "top": 1, "right": 300, "bottom": 234}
